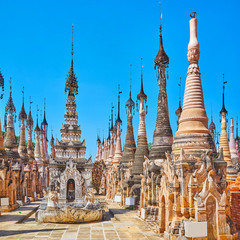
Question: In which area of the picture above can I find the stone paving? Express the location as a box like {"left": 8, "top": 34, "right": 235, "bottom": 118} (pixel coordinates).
{"left": 0, "top": 199, "right": 163, "bottom": 240}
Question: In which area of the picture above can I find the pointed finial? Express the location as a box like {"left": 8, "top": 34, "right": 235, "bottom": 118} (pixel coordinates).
{"left": 110, "top": 103, "right": 114, "bottom": 131}
{"left": 130, "top": 64, "right": 132, "bottom": 97}
{"left": 44, "top": 97, "right": 46, "bottom": 112}
{"left": 236, "top": 117, "right": 239, "bottom": 140}
{"left": 0, "top": 68, "right": 4, "bottom": 99}
{"left": 71, "top": 24, "right": 74, "bottom": 58}
{"left": 36, "top": 105, "right": 39, "bottom": 120}
{"left": 9, "top": 77, "right": 12, "bottom": 95}
{"left": 211, "top": 104, "right": 213, "bottom": 122}
{"left": 159, "top": 1, "right": 162, "bottom": 32}
{"left": 137, "top": 58, "right": 147, "bottom": 100}
{"left": 40, "top": 109, "right": 42, "bottom": 122}
{"left": 22, "top": 86, "right": 24, "bottom": 103}
{"left": 117, "top": 84, "right": 122, "bottom": 123}
{"left": 178, "top": 77, "right": 181, "bottom": 102}
{"left": 29, "top": 96, "right": 33, "bottom": 111}
{"left": 108, "top": 115, "right": 111, "bottom": 139}
{"left": 220, "top": 73, "right": 228, "bottom": 115}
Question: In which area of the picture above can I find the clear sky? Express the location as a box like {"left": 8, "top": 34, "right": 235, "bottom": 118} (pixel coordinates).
{"left": 0, "top": 0, "right": 239, "bottom": 160}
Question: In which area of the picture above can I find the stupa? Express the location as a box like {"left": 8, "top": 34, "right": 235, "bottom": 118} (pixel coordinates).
{"left": 49, "top": 27, "right": 92, "bottom": 203}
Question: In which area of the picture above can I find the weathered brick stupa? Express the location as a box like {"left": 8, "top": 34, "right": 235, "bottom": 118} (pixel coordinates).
{"left": 119, "top": 75, "right": 136, "bottom": 206}
{"left": 219, "top": 84, "right": 238, "bottom": 183}
{"left": 4, "top": 80, "right": 24, "bottom": 207}
{"left": 49, "top": 27, "right": 92, "bottom": 203}
{"left": 149, "top": 24, "right": 173, "bottom": 162}
{"left": 172, "top": 13, "right": 215, "bottom": 157}
{"left": 139, "top": 22, "right": 173, "bottom": 222}
{"left": 121, "top": 78, "right": 136, "bottom": 166}
{"left": 130, "top": 63, "right": 149, "bottom": 201}
{"left": 139, "top": 13, "right": 237, "bottom": 239}
{"left": 229, "top": 118, "right": 239, "bottom": 166}
{"left": 18, "top": 90, "right": 28, "bottom": 160}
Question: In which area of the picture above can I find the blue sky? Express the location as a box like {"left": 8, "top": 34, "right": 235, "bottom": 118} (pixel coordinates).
{"left": 0, "top": 0, "right": 239, "bottom": 160}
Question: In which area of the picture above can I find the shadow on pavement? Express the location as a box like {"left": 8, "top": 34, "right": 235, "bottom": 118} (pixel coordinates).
{"left": 0, "top": 228, "right": 67, "bottom": 237}
{"left": 109, "top": 208, "right": 131, "bottom": 215}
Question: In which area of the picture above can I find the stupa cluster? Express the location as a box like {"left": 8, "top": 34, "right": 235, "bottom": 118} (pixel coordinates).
{"left": 0, "top": 25, "right": 92, "bottom": 212}
{"left": 0, "top": 75, "right": 50, "bottom": 213}
{"left": 96, "top": 13, "right": 240, "bottom": 239}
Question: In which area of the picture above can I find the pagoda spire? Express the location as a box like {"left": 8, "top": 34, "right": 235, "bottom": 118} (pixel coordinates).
{"left": 27, "top": 96, "right": 34, "bottom": 157}
{"left": 0, "top": 69, "right": 4, "bottom": 100}
{"left": 175, "top": 77, "right": 182, "bottom": 130}
{"left": 50, "top": 130, "right": 55, "bottom": 158}
{"left": 95, "top": 135, "right": 101, "bottom": 162}
{"left": 0, "top": 70, "right": 4, "bottom": 150}
{"left": 172, "top": 13, "right": 215, "bottom": 157}
{"left": 65, "top": 25, "right": 78, "bottom": 96}
{"left": 235, "top": 117, "right": 239, "bottom": 158}
{"left": 219, "top": 78, "right": 237, "bottom": 182}
{"left": 18, "top": 86, "right": 28, "bottom": 158}
{"left": 107, "top": 116, "right": 111, "bottom": 141}
{"left": 121, "top": 64, "right": 136, "bottom": 165}
{"left": 220, "top": 73, "right": 228, "bottom": 115}
{"left": 113, "top": 85, "right": 123, "bottom": 164}
{"left": 4, "top": 78, "right": 17, "bottom": 150}
{"left": 229, "top": 118, "right": 239, "bottom": 162}
{"left": 108, "top": 105, "right": 115, "bottom": 160}
{"left": 42, "top": 98, "right": 49, "bottom": 161}
{"left": 40, "top": 122, "right": 46, "bottom": 161}
{"left": 209, "top": 109, "right": 216, "bottom": 142}
{"left": 150, "top": 19, "right": 173, "bottom": 162}
{"left": 131, "top": 59, "right": 149, "bottom": 184}
{"left": 34, "top": 106, "right": 41, "bottom": 162}
{"left": 0, "top": 119, "right": 4, "bottom": 150}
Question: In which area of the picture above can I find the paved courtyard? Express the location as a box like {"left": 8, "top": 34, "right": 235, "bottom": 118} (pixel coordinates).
{"left": 0, "top": 199, "right": 163, "bottom": 240}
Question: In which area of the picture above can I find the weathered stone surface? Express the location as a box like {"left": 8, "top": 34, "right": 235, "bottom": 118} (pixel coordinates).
{"left": 150, "top": 25, "right": 173, "bottom": 162}
{"left": 139, "top": 15, "right": 238, "bottom": 240}
{"left": 172, "top": 17, "right": 215, "bottom": 158}
{"left": 36, "top": 205, "right": 105, "bottom": 223}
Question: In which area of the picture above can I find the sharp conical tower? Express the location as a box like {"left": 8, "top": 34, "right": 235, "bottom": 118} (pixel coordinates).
{"left": 50, "top": 131, "right": 55, "bottom": 158}
{"left": 18, "top": 87, "right": 28, "bottom": 158}
{"left": 0, "top": 119, "right": 4, "bottom": 150}
{"left": 131, "top": 60, "right": 149, "bottom": 183}
{"left": 108, "top": 105, "right": 115, "bottom": 162}
{"left": 172, "top": 13, "right": 215, "bottom": 157}
{"left": 113, "top": 85, "right": 122, "bottom": 164}
{"left": 34, "top": 108, "right": 41, "bottom": 163}
{"left": 27, "top": 97, "right": 34, "bottom": 157}
{"left": 64, "top": 25, "right": 78, "bottom": 97}
{"left": 41, "top": 99, "right": 49, "bottom": 161}
{"left": 40, "top": 124, "right": 46, "bottom": 161}
{"left": 229, "top": 118, "right": 239, "bottom": 162}
{"left": 4, "top": 78, "right": 18, "bottom": 151}
{"left": 209, "top": 112, "right": 216, "bottom": 142}
{"left": 95, "top": 136, "right": 101, "bottom": 161}
{"left": 54, "top": 25, "right": 87, "bottom": 166}
{"left": 175, "top": 78, "right": 182, "bottom": 130}
{"left": 121, "top": 66, "right": 136, "bottom": 165}
{"left": 235, "top": 118, "right": 239, "bottom": 159}
{"left": 219, "top": 77, "right": 237, "bottom": 182}
{"left": 149, "top": 23, "right": 173, "bottom": 162}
